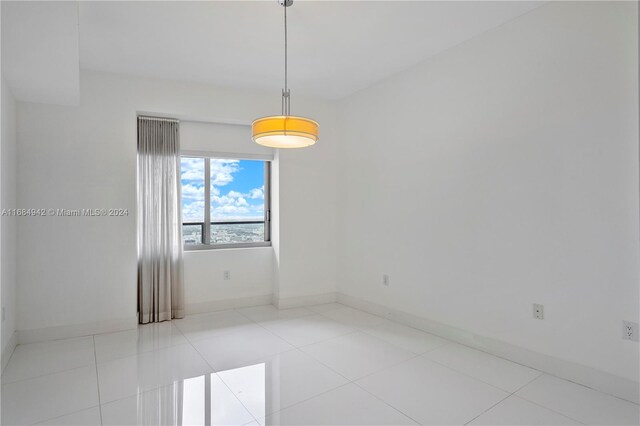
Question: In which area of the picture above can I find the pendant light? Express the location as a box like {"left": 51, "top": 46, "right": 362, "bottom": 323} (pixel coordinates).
{"left": 252, "top": 0, "right": 319, "bottom": 148}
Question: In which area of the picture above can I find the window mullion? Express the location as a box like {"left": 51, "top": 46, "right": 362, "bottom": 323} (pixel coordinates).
{"left": 204, "top": 158, "right": 211, "bottom": 245}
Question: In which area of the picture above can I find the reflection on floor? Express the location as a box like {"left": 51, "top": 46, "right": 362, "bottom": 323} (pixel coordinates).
{"left": 1, "top": 303, "right": 638, "bottom": 425}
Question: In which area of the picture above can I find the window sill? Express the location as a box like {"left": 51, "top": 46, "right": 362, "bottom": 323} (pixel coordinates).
{"left": 184, "top": 242, "right": 272, "bottom": 251}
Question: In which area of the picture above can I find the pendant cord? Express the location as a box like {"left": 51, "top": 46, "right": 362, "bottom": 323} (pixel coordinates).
{"left": 282, "top": 3, "right": 290, "bottom": 116}
{"left": 284, "top": 4, "right": 288, "bottom": 95}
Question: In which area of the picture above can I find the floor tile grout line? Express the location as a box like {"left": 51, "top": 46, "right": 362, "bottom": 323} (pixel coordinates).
{"left": 330, "top": 304, "right": 620, "bottom": 412}
{"left": 6, "top": 305, "right": 366, "bottom": 386}
{"left": 211, "top": 377, "right": 259, "bottom": 424}
{"left": 8, "top": 304, "right": 636, "bottom": 426}
{"left": 1, "top": 337, "right": 97, "bottom": 386}
{"left": 92, "top": 335, "right": 104, "bottom": 425}
{"left": 249, "top": 313, "right": 361, "bottom": 350}
{"left": 330, "top": 301, "right": 615, "bottom": 407}
{"left": 23, "top": 337, "right": 103, "bottom": 425}
{"left": 422, "top": 337, "right": 547, "bottom": 378}
{"left": 463, "top": 392, "right": 513, "bottom": 425}
{"left": 512, "top": 389, "right": 591, "bottom": 425}
{"left": 93, "top": 338, "right": 561, "bottom": 426}
{"left": 463, "top": 372, "right": 588, "bottom": 426}
{"left": 221, "top": 310, "right": 372, "bottom": 420}
{"left": 270, "top": 339, "right": 424, "bottom": 422}
{"left": 97, "top": 382, "right": 177, "bottom": 408}
{"left": 468, "top": 371, "right": 544, "bottom": 425}
{"left": 93, "top": 322, "right": 213, "bottom": 411}
{"left": 257, "top": 382, "right": 356, "bottom": 423}
{"left": 531, "top": 372, "right": 640, "bottom": 408}
{"left": 145, "top": 309, "right": 640, "bottom": 421}
{"left": 351, "top": 380, "right": 422, "bottom": 425}
{"left": 277, "top": 326, "right": 360, "bottom": 350}
{"left": 250, "top": 306, "right": 580, "bottom": 425}
{"left": 186, "top": 314, "right": 261, "bottom": 425}
{"left": 234, "top": 306, "right": 318, "bottom": 324}
{"left": 27, "top": 404, "right": 102, "bottom": 426}
{"left": 234, "top": 306, "right": 539, "bottom": 425}
{"left": 27, "top": 303, "right": 639, "bottom": 411}
{"left": 348, "top": 353, "right": 421, "bottom": 384}
{"left": 93, "top": 340, "right": 204, "bottom": 369}
{"left": 208, "top": 332, "right": 336, "bottom": 424}
{"left": 92, "top": 321, "right": 191, "bottom": 364}
{"left": 463, "top": 374, "right": 545, "bottom": 426}
{"left": 221, "top": 308, "right": 396, "bottom": 423}
{"left": 359, "top": 327, "right": 453, "bottom": 355}
{"left": 511, "top": 373, "right": 611, "bottom": 425}
{"left": 213, "top": 372, "right": 261, "bottom": 425}
{"left": 511, "top": 371, "right": 544, "bottom": 394}
{"left": 96, "top": 333, "right": 260, "bottom": 420}
{"left": 419, "top": 352, "right": 537, "bottom": 395}
{"left": 92, "top": 341, "right": 189, "bottom": 366}
{"left": 1, "top": 361, "right": 97, "bottom": 386}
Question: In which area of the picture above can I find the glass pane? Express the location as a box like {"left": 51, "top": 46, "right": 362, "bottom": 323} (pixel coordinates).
{"left": 210, "top": 159, "right": 266, "bottom": 244}
{"left": 181, "top": 157, "right": 205, "bottom": 245}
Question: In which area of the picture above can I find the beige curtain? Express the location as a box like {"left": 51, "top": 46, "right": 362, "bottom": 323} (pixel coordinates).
{"left": 137, "top": 116, "right": 185, "bottom": 323}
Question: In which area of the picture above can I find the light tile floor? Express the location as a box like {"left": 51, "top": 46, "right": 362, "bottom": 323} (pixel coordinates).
{"left": 2, "top": 303, "right": 638, "bottom": 425}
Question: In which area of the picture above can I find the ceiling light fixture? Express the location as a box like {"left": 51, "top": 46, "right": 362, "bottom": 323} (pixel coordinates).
{"left": 252, "top": 0, "right": 319, "bottom": 149}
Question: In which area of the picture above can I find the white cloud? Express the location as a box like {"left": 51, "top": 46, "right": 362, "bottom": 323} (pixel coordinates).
{"left": 212, "top": 189, "right": 252, "bottom": 208}
{"left": 180, "top": 157, "right": 204, "bottom": 181}
{"left": 212, "top": 205, "right": 250, "bottom": 216}
{"left": 249, "top": 187, "right": 264, "bottom": 199}
{"left": 211, "top": 159, "right": 240, "bottom": 186}
{"left": 181, "top": 183, "right": 204, "bottom": 201}
{"left": 181, "top": 158, "right": 240, "bottom": 187}
{"left": 182, "top": 200, "right": 205, "bottom": 222}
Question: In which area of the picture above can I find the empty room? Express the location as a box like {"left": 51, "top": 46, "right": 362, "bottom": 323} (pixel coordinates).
{"left": 0, "top": 1, "right": 638, "bottom": 425}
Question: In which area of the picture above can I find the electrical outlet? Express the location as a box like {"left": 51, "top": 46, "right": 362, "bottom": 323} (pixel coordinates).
{"left": 622, "top": 321, "right": 638, "bottom": 342}
{"left": 533, "top": 304, "right": 544, "bottom": 320}
{"left": 382, "top": 274, "right": 390, "bottom": 286}
{"left": 223, "top": 270, "right": 231, "bottom": 280}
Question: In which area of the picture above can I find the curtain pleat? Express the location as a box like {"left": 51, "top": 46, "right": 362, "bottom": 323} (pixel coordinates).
{"left": 137, "top": 116, "right": 185, "bottom": 324}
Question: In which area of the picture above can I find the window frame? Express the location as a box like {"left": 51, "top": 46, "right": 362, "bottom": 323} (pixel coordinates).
{"left": 181, "top": 150, "right": 272, "bottom": 251}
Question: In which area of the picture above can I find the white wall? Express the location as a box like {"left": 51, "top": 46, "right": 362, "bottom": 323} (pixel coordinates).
{"left": 337, "top": 1, "right": 639, "bottom": 385}
{"left": 16, "top": 70, "right": 338, "bottom": 336}
{"left": 1, "top": 77, "right": 17, "bottom": 360}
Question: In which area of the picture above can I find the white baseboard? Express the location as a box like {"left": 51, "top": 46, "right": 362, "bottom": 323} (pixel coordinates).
{"left": 18, "top": 316, "right": 138, "bottom": 345}
{"left": 275, "top": 292, "right": 337, "bottom": 309}
{"left": 186, "top": 294, "right": 273, "bottom": 315}
{"left": 1, "top": 331, "right": 17, "bottom": 373}
{"left": 336, "top": 293, "right": 640, "bottom": 405}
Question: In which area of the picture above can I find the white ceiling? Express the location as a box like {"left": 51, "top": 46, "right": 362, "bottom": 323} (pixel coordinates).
{"left": 2, "top": 1, "right": 545, "bottom": 105}
{"left": 1, "top": 1, "right": 80, "bottom": 105}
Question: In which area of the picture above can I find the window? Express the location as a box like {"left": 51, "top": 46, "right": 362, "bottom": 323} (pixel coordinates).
{"left": 180, "top": 154, "right": 270, "bottom": 249}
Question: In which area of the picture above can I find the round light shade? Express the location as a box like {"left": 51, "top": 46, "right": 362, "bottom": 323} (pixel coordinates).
{"left": 252, "top": 115, "right": 319, "bottom": 148}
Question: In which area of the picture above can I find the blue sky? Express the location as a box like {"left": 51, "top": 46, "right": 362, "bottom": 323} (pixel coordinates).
{"left": 181, "top": 157, "right": 265, "bottom": 222}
